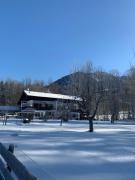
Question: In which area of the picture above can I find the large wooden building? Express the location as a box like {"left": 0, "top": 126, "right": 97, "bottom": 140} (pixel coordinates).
{"left": 18, "top": 90, "right": 81, "bottom": 119}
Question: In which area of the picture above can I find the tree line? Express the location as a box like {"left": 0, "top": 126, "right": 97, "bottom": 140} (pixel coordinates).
{"left": 1, "top": 62, "right": 135, "bottom": 123}
{"left": 0, "top": 79, "right": 46, "bottom": 105}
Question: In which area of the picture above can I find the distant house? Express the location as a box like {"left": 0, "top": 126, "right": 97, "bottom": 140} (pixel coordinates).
{"left": 18, "top": 90, "right": 81, "bottom": 119}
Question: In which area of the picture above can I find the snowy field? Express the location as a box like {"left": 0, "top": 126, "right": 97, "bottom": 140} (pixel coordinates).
{"left": 0, "top": 119, "right": 135, "bottom": 180}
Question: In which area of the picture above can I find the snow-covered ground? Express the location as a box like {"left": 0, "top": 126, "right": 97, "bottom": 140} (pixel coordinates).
{"left": 0, "top": 119, "right": 135, "bottom": 180}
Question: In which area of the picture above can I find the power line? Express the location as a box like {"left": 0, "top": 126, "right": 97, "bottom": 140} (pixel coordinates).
{"left": 16, "top": 147, "right": 58, "bottom": 180}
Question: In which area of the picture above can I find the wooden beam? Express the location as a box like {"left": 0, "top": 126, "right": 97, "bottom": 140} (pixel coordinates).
{"left": 0, "top": 158, "right": 14, "bottom": 180}
{"left": 0, "top": 143, "right": 37, "bottom": 180}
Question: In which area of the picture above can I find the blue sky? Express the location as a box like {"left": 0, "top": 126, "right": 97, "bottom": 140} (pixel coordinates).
{"left": 0, "top": 0, "right": 135, "bottom": 82}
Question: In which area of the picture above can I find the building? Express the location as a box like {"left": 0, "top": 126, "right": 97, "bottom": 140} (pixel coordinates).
{"left": 18, "top": 90, "right": 81, "bottom": 120}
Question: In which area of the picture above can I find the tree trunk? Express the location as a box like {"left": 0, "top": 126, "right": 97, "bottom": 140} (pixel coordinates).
{"left": 89, "top": 119, "right": 93, "bottom": 132}
{"left": 60, "top": 119, "right": 63, "bottom": 126}
{"left": 111, "top": 114, "right": 115, "bottom": 124}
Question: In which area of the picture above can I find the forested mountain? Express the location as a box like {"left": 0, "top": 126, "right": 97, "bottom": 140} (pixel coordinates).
{"left": 48, "top": 73, "right": 78, "bottom": 94}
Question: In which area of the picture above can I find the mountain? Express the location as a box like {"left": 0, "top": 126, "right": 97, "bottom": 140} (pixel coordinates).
{"left": 53, "top": 74, "right": 71, "bottom": 86}
{"left": 49, "top": 71, "right": 123, "bottom": 95}
{"left": 48, "top": 74, "right": 72, "bottom": 94}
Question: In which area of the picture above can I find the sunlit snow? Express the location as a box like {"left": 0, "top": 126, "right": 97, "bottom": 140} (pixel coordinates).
{"left": 0, "top": 119, "right": 135, "bottom": 180}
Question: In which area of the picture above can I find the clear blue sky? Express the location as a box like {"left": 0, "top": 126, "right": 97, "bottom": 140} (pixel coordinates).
{"left": 0, "top": 0, "right": 135, "bottom": 82}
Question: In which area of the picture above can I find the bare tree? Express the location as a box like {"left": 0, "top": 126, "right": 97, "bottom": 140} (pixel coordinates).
{"left": 57, "top": 100, "right": 69, "bottom": 126}
{"left": 69, "top": 62, "right": 107, "bottom": 132}
{"left": 123, "top": 66, "right": 135, "bottom": 119}
{"left": 105, "top": 71, "right": 121, "bottom": 123}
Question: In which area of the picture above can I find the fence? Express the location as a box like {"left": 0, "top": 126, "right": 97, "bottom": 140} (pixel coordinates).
{"left": 0, "top": 143, "right": 37, "bottom": 180}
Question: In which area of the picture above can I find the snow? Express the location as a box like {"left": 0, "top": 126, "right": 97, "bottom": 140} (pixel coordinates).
{"left": 0, "top": 119, "right": 135, "bottom": 180}
{"left": 24, "top": 90, "right": 81, "bottom": 101}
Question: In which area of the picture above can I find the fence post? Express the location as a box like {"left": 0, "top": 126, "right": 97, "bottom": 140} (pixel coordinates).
{"left": 7, "top": 144, "right": 14, "bottom": 172}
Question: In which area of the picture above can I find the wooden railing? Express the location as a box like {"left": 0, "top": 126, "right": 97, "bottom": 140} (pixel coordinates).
{"left": 0, "top": 143, "right": 37, "bottom": 180}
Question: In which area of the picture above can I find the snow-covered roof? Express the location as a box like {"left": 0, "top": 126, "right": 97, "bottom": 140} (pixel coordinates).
{"left": 24, "top": 90, "right": 81, "bottom": 101}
